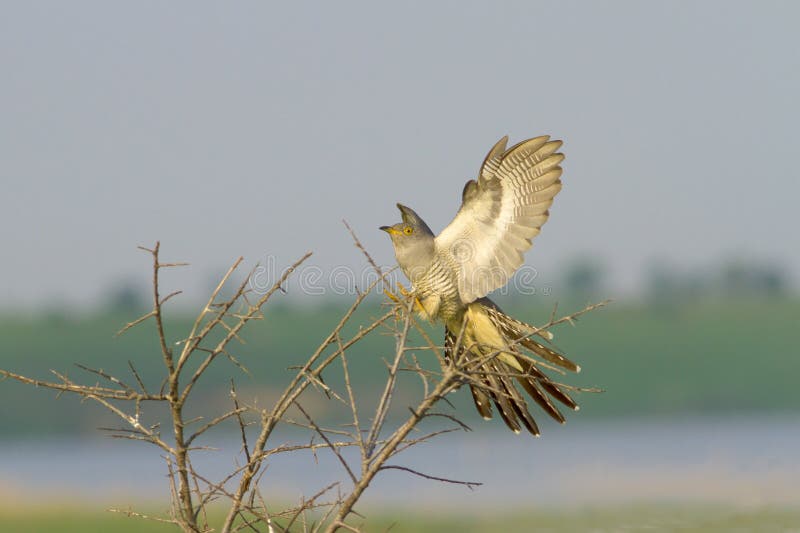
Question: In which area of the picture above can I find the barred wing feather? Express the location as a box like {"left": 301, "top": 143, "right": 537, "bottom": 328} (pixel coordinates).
{"left": 435, "top": 135, "right": 563, "bottom": 304}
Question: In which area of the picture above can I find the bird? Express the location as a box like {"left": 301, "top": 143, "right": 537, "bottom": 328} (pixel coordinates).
{"left": 380, "top": 134, "right": 580, "bottom": 436}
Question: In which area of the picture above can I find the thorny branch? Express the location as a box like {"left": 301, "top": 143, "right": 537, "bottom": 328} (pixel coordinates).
{"left": 0, "top": 234, "right": 605, "bottom": 532}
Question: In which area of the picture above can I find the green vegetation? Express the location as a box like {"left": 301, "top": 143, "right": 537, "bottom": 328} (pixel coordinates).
{"left": 1, "top": 296, "right": 798, "bottom": 437}
{"left": 0, "top": 507, "right": 175, "bottom": 533}
{"left": 369, "top": 504, "right": 800, "bottom": 532}
{"left": 2, "top": 503, "right": 798, "bottom": 532}
{"left": 535, "top": 296, "right": 800, "bottom": 417}
{"left": 2, "top": 296, "right": 798, "bottom": 531}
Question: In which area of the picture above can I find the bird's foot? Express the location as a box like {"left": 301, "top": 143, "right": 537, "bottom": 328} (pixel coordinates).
{"left": 397, "top": 282, "right": 412, "bottom": 298}
{"left": 383, "top": 289, "right": 400, "bottom": 303}
{"left": 398, "top": 282, "right": 428, "bottom": 316}
{"left": 384, "top": 283, "right": 426, "bottom": 317}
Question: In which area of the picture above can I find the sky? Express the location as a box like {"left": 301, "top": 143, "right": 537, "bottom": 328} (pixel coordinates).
{"left": 1, "top": 1, "right": 798, "bottom": 310}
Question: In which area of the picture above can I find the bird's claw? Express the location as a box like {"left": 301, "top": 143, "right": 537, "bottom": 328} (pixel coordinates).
{"left": 383, "top": 289, "right": 400, "bottom": 303}
{"left": 397, "top": 282, "right": 412, "bottom": 298}
{"left": 384, "top": 283, "right": 426, "bottom": 317}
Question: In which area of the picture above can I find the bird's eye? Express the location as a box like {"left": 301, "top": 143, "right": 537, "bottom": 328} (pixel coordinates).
{"left": 403, "top": 226, "right": 413, "bottom": 235}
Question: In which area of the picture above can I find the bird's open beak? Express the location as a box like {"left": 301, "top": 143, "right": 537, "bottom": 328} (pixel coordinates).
{"left": 380, "top": 226, "right": 401, "bottom": 235}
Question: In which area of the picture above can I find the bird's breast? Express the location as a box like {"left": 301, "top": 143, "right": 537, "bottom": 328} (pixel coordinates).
{"left": 412, "top": 258, "right": 461, "bottom": 321}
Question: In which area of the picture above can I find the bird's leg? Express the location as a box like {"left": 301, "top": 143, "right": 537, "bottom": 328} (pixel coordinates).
{"left": 383, "top": 289, "right": 400, "bottom": 303}
{"left": 397, "top": 282, "right": 430, "bottom": 318}
{"left": 397, "top": 281, "right": 412, "bottom": 298}
{"left": 383, "top": 289, "right": 406, "bottom": 321}
{"left": 384, "top": 282, "right": 426, "bottom": 317}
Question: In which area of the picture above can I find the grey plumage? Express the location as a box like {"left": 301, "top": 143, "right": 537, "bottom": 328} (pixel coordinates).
{"left": 381, "top": 135, "right": 580, "bottom": 436}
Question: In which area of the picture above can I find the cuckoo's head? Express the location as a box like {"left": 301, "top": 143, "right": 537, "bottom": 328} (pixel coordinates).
{"left": 380, "top": 204, "right": 433, "bottom": 240}
{"left": 380, "top": 204, "right": 435, "bottom": 269}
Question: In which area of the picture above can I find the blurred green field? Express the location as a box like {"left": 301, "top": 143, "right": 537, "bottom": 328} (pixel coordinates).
{"left": 2, "top": 503, "right": 798, "bottom": 532}
{"left": 1, "top": 296, "right": 798, "bottom": 436}
{"left": 2, "top": 298, "right": 799, "bottom": 531}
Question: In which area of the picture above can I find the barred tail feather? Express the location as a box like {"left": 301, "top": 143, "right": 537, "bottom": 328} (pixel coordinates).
{"left": 515, "top": 369, "right": 566, "bottom": 424}
{"left": 446, "top": 329, "right": 494, "bottom": 421}
{"left": 485, "top": 304, "right": 581, "bottom": 372}
{"left": 444, "top": 299, "right": 582, "bottom": 436}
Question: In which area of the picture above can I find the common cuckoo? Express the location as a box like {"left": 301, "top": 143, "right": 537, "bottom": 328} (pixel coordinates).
{"left": 380, "top": 135, "right": 580, "bottom": 435}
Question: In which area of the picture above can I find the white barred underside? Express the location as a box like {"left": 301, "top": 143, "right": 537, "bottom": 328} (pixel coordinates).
{"left": 411, "top": 256, "right": 460, "bottom": 320}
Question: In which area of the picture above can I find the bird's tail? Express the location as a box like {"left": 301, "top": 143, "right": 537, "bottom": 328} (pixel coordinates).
{"left": 444, "top": 299, "right": 580, "bottom": 436}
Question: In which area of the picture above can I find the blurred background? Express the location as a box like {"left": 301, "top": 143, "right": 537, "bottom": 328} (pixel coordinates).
{"left": 1, "top": 1, "right": 798, "bottom": 531}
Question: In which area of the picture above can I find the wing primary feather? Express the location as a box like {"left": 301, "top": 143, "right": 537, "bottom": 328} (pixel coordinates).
{"left": 480, "top": 136, "right": 509, "bottom": 181}
{"left": 435, "top": 135, "right": 565, "bottom": 302}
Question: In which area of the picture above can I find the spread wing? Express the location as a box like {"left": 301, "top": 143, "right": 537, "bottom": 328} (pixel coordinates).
{"left": 435, "top": 135, "right": 563, "bottom": 303}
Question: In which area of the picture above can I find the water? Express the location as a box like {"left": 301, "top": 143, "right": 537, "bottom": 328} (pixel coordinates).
{"left": 1, "top": 414, "right": 798, "bottom": 511}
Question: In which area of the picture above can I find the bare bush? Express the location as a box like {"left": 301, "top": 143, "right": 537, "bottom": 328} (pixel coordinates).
{"left": 1, "top": 232, "right": 605, "bottom": 532}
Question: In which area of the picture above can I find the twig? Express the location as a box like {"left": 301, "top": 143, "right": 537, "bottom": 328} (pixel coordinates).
{"left": 0, "top": 235, "right": 605, "bottom": 533}
{"left": 295, "top": 402, "right": 358, "bottom": 485}
{"left": 365, "top": 298, "right": 414, "bottom": 458}
{"left": 379, "top": 465, "right": 482, "bottom": 489}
